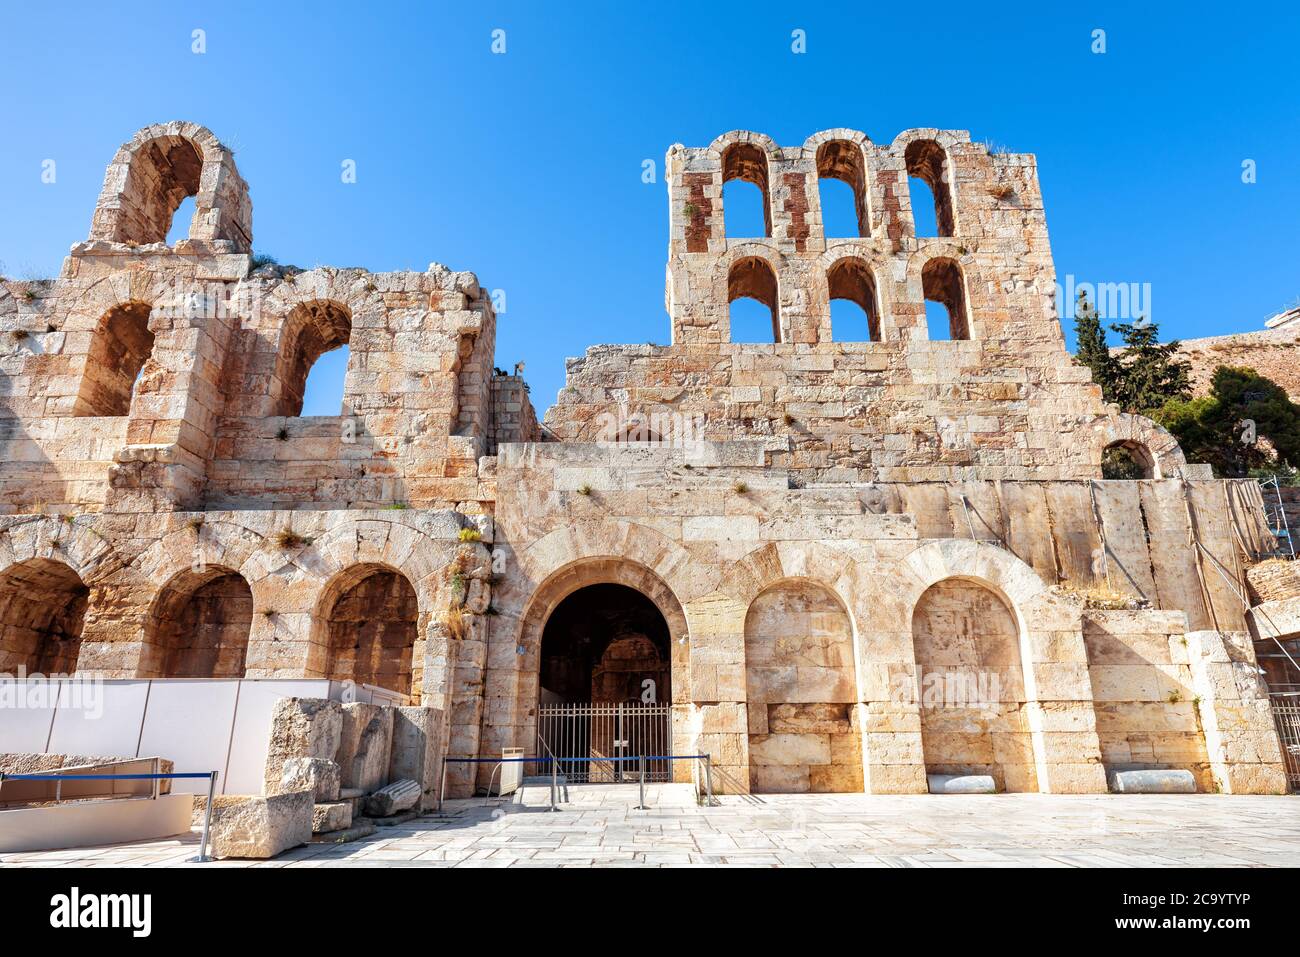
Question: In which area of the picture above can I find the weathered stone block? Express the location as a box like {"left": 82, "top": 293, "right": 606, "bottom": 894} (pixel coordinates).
{"left": 208, "top": 792, "right": 313, "bottom": 859}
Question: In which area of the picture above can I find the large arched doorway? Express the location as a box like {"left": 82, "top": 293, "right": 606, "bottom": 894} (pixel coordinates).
{"left": 0, "top": 559, "right": 88, "bottom": 675}
{"left": 538, "top": 583, "right": 673, "bottom": 782}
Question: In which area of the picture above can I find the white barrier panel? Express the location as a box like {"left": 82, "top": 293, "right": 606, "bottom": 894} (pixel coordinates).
{"left": 0, "top": 678, "right": 397, "bottom": 795}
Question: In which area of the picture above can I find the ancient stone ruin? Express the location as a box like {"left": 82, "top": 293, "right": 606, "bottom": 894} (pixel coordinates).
{"left": 0, "top": 121, "right": 1292, "bottom": 798}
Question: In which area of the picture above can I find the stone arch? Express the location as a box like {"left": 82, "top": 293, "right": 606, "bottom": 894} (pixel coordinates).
{"left": 0, "top": 558, "right": 89, "bottom": 675}
{"left": 73, "top": 300, "right": 156, "bottom": 416}
{"left": 911, "top": 577, "right": 1037, "bottom": 792}
{"left": 744, "top": 577, "right": 863, "bottom": 793}
{"left": 826, "top": 255, "right": 882, "bottom": 341}
{"left": 710, "top": 131, "right": 779, "bottom": 239}
{"left": 920, "top": 256, "right": 971, "bottom": 340}
{"left": 812, "top": 136, "right": 872, "bottom": 238}
{"left": 893, "top": 132, "right": 959, "bottom": 238}
{"left": 725, "top": 252, "right": 782, "bottom": 343}
{"left": 895, "top": 539, "right": 1106, "bottom": 794}
{"left": 139, "top": 565, "right": 253, "bottom": 678}
{"left": 270, "top": 299, "right": 353, "bottom": 416}
{"left": 312, "top": 563, "right": 421, "bottom": 698}
{"left": 89, "top": 122, "right": 251, "bottom": 250}
{"left": 1088, "top": 413, "right": 1189, "bottom": 480}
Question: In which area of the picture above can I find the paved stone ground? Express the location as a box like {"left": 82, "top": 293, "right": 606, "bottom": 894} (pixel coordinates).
{"left": 3, "top": 791, "right": 1298, "bottom": 867}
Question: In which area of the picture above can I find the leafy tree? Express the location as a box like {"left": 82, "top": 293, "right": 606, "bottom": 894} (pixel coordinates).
{"left": 1109, "top": 317, "right": 1191, "bottom": 413}
{"left": 1072, "top": 297, "right": 1189, "bottom": 413}
{"left": 1153, "top": 365, "right": 1300, "bottom": 478}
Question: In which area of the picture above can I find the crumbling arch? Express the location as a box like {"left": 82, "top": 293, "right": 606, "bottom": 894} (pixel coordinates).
{"left": 315, "top": 563, "right": 420, "bottom": 698}
{"left": 0, "top": 558, "right": 88, "bottom": 675}
{"left": 816, "top": 139, "right": 871, "bottom": 237}
{"left": 89, "top": 122, "right": 252, "bottom": 251}
{"left": 74, "top": 301, "right": 156, "bottom": 417}
{"left": 744, "top": 578, "right": 863, "bottom": 793}
{"left": 1089, "top": 414, "right": 1188, "bottom": 480}
{"left": 921, "top": 257, "right": 971, "bottom": 340}
{"left": 140, "top": 566, "right": 253, "bottom": 678}
{"left": 271, "top": 299, "right": 353, "bottom": 416}
{"left": 905, "top": 139, "right": 956, "bottom": 237}
{"left": 721, "top": 142, "right": 773, "bottom": 238}
{"left": 1102, "top": 440, "right": 1156, "bottom": 480}
{"left": 728, "top": 256, "right": 781, "bottom": 342}
{"left": 827, "top": 256, "right": 882, "bottom": 341}
{"left": 910, "top": 577, "right": 1038, "bottom": 792}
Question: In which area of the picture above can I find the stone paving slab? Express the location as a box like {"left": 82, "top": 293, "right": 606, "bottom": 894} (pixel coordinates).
{"left": 1, "top": 794, "right": 1297, "bottom": 868}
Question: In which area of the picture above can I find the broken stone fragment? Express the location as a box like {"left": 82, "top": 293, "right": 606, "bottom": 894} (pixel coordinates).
{"left": 207, "top": 792, "right": 313, "bottom": 859}
{"left": 312, "top": 801, "right": 352, "bottom": 833}
{"left": 365, "top": 778, "right": 420, "bottom": 817}
{"left": 278, "top": 756, "right": 341, "bottom": 803}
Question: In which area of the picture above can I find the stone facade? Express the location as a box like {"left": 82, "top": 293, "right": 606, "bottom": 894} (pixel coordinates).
{"left": 0, "top": 122, "right": 1290, "bottom": 797}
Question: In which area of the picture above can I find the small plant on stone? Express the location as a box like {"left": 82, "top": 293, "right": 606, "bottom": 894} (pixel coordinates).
{"left": 187, "top": 517, "right": 204, "bottom": 532}
{"left": 272, "top": 527, "right": 312, "bottom": 549}
{"left": 260, "top": 608, "right": 275, "bottom": 618}
{"left": 20, "top": 289, "right": 35, "bottom": 303}
{"left": 387, "top": 502, "right": 410, "bottom": 510}
{"left": 733, "top": 481, "right": 749, "bottom": 494}
{"left": 458, "top": 527, "right": 482, "bottom": 542}
{"left": 248, "top": 252, "right": 279, "bottom": 272}
{"left": 364, "top": 281, "right": 378, "bottom": 293}
{"left": 683, "top": 202, "right": 699, "bottom": 219}
{"left": 783, "top": 412, "right": 795, "bottom": 426}
{"left": 1167, "top": 689, "right": 1183, "bottom": 704}
{"left": 445, "top": 602, "right": 468, "bottom": 640}
{"left": 988, "top": 182, "right": 1015, "bottom": 200}
{"left": 276, "top": 426, "right": 289, "bottom": 441}
{"left": 577, "top": 484, "right": 592, "bottom": 496}
{"left": 9, "top": 330, "right": 27, "bottom": 342}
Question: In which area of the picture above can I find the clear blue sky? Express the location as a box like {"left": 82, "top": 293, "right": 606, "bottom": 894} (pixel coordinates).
{"left": 2, "top": 1, "right": 1298, "bottom": 414}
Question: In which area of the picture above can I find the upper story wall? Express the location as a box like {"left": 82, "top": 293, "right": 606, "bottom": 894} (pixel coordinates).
{"left": 542, "top": 129, "right": 1204, "bottom": 483}
{"left": 0, "top": 123, "right": 505, "bottom": 514}
{"left": 665, "top": 128, "right": 1056, "bottom": 346}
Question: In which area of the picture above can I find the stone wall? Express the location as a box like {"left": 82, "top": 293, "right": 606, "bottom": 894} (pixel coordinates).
{"left": 0, "top": 122, "right": 1290, "bottom": 799}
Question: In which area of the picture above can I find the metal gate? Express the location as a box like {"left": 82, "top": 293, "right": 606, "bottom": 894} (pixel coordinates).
{"left": 537, "top": 702, "right": 671, "bottom": 783}
{"left": 1270, "top": 696, "right": 1300, "bottom": 792}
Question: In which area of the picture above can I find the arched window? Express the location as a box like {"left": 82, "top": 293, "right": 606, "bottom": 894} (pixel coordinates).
{"left": 1102, "top": 441, "right": 1156, "bottom": 480}
{"left": 721, "top": 143, "right": 772, "bottom": 238}
{"left": 905, "top": 139, "right": 955, "bottom": 237}
{"left": 272, "top": 300, "right": 352, "bottom": 416}
{"left": 165, "top": 195, "right": 198, "bottom": 245}
{"left": 922, "top": 257, "right": 970, "bottom": 340}
{"left": 728, "top": 257, "right": 780, "bottom": 342}
{"left": 827, "top": 257, "right": 881, "bottom": 342}
{"left": 113, "top": 135, "right": 204, "bottom": 245}
{"left": 75, "top": 301, "right": 155, "bottom": 416}
{"left": 142, "top": 567, "right": 253, "bottom": 678}
{"left": 816, "top": 140, "right": 870, "bottom": 237}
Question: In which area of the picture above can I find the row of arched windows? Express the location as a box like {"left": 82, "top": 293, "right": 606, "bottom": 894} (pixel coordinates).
{"left": 727, "top": 255, "right": 970, "bottom": 343}
{"left": 719, "top": 138, "right": 956, "bottom": 241}
{"left": 72, "top": 299, "right": 352, "bottom": 419}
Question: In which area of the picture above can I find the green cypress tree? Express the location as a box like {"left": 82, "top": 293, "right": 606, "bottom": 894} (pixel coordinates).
{"left": 1109, "top": 315, "right": 1191, "bottom": 414}
{"left": 1073, "top": 290, "right": 1119, "bottom": 402}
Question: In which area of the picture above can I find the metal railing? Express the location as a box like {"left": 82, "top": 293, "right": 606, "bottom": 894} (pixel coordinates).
{"left": 0, "top": 768, "right": 220, "bottom": 861}
{"left": 536, "top": 702, "right": 671, "bottom": 783}
{"left": 440, "top": 753, "right": 713, "bottom": 810}
{"left": 1268, "top": 695, "right": 1300, "bottom": 791}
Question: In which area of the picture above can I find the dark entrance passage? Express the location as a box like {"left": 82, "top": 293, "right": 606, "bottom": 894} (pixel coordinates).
{"left": 538, "top": 583, "right": 671, "bottom": 782}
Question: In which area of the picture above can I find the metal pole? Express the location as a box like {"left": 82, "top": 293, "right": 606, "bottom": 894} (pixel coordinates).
{"left": 637, "top": 755, "right": 647, "bottom": 810}
{"left": 705, "top": 754, "right": 713, "bottom": 806}
{"left": 198, "top": 770, "right": 218, "bottom": 863}
{"left": 549, "top": 754, "right": 558, "bottom": 811}
{"left": 439, "top": 757, "right": 448, "bottom": 810}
